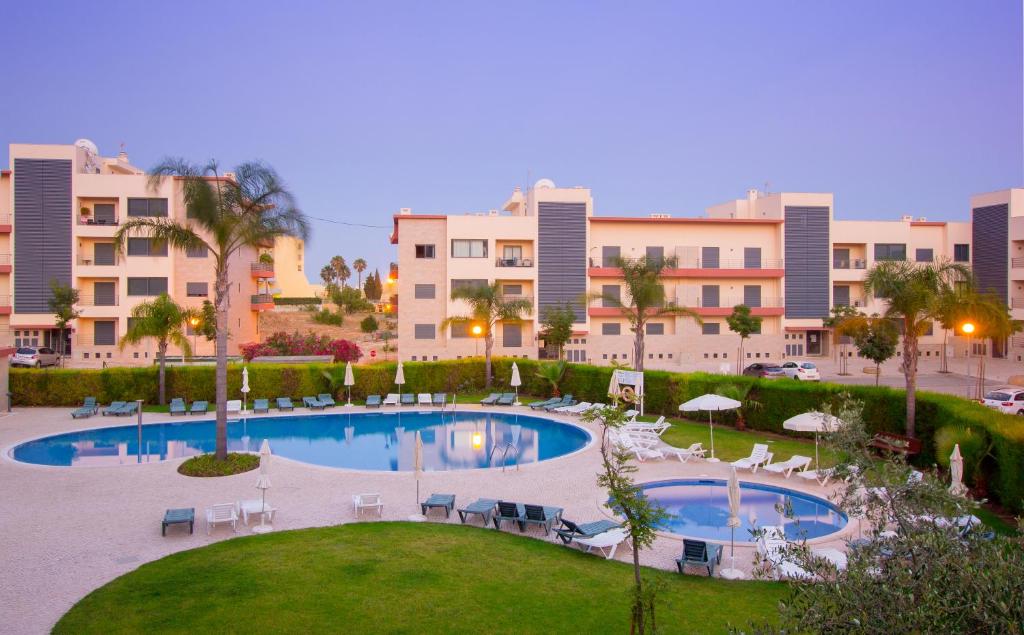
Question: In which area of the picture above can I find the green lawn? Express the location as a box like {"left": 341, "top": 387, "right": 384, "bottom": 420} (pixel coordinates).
{"left": 654, "top": 415, "right": 837, "bottom": 465}
{"left": 55, "top": 523, "right": 785, "bottom": 634}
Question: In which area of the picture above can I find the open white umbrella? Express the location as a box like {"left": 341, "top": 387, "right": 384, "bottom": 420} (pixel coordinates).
{"left": 679, "top": 394, "right": 741, "bottom": 462}
{"left": 252, "top": 439, "right": 273, "bottom": 534}
{"left": 949, "top": 443, "right": 967, "bottom": 496}
{"left": 782, "top": 411, "right": 843, "bottom": 469}
{"left": 720, "top": 468, "right": 745, "bottom": 579}
{"left": 510, "top": 362, "right": 522, "bottom": 405}
{"left": 395, "top": 361, "right": 405, "bottom": 392}
{"left": 344, "top": 362, "right": 355, "bottom": 407}
{"left": 241, "top": 367, "right": 250, "bottom": 413}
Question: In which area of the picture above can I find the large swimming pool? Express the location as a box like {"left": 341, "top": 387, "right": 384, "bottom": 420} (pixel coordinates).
{"left": 10, "top": 411, "right": 591, "bottom": 471}
{"left": 641, "top": 479, "right": 848, "bottom": 542}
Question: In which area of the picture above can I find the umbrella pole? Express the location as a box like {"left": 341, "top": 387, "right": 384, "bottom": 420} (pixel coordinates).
{"left": 815, "top": 433, "right": 819, "bottom": 470}
{"left": 709, "top": 411, "right": 715, "bottom": 460}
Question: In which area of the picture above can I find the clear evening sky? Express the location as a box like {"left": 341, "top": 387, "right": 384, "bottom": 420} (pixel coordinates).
{"left": 1, "top": 1, "right": 1021, "bottom": 281}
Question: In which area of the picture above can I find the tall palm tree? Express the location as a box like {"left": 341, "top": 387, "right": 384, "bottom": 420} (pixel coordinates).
{"left": 115, "top": 159, "right": 308, "bottom": 460}
{"left": 330, "top": 256, "right": 350, "bottom": 288}
{"left": 119, "top": 293, "right": 194, "bottom": 406}
{"left": 353, "top": 258, "right": 368, "bottom": 292}
{"left": 956, "top": 291, "right": 1022, "bottom": 399}
{"left": 932, "top": 280, "right": 974, "bottom": 374}
{"left": 864, "top": 258, "right": 970, "bottom": 437}
{"left": 442, "top": 282, "right": 532, "bottom": 387}
{"left": 587, "top": 255, "right": 700, "bottom": 372}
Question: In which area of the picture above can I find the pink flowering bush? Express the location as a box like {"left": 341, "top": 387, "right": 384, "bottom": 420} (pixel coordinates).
{"left": 240, "top": 331, "right": 362, "bottom": 363}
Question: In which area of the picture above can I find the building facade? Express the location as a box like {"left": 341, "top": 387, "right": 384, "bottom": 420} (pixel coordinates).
{"left": 392, "top": 181, "right": 1024, "bottom": 369}
{"left": 1, "top": 140, "right": 314, "bottom": 366}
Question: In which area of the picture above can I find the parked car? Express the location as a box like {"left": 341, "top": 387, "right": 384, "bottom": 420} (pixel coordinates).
{"left": 779, "top": 360, "right": 821, "bottom": 381}
{"left": 742, "top": 363, "right": 786, "bottom": 379}
{"left": 10, "top": 347, "right": 60, "bottom": 368}
{"left": 980, "top": 387, "right": 1024, "bottom": 415}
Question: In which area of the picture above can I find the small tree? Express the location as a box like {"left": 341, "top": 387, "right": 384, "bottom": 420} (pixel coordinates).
{"left": 442, "top": 282, "right": 532, "bottom": 388}
{"left": 540, "top": 302, "right": 576, "bottom": 359}
{"left": 823, "top": 304, "right": 863, "bottom": 376}
{"left": 332, "top": 286, "right": 373, "bottom": 314}
{"left": 353, "top": 258, "right": 368, "bottom": 291}
{"left": 360, "top": 315, "right": 379, "bottom": 334}
{"left": 198, "top": 300, "right": 217, "bottom": 342}
{"left": 581, "top": 404, "right": 669, "bottom": 634}
{"left": 726, "top": 304, "right": 762, "bottom": 374}
{"left": 365, "top": 270, "right": 383, "bottom": 301}
{"left": 535, "top": 360, "right": 567, "bottom": 397}
{"left": 841, "top": 314, "right": 899, "bottom": 386}
{"left": 119, "top": 294, "right": 193, "bottom": 405}
{"left": 47, "top": 280, "right": 80, "bottom": 366}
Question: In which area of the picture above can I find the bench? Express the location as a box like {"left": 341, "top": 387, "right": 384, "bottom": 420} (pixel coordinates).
{"left": 869, "top": 432, "right": 922, "bottom": 457}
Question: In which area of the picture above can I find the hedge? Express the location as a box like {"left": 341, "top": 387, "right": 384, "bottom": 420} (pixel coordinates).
{"left": 11, "top": 359, "right": 1024, "bottom": 513}
{"left": 272, "top": 297, "right": 322, "bottom": 306}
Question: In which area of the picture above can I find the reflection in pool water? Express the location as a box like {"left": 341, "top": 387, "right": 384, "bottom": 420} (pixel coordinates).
{"left": 641, "top": 479, "right": 847, "bottom": 542}
{"left": 11, "top": 411, "right": 591, "bottom": 471}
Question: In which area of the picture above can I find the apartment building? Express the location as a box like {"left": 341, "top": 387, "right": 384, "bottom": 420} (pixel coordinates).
{"left": 0, "top": 140, "right": 312, "bottom": 366}
{"left": 392, "top": 180, "right": 1024, "bottom": 369}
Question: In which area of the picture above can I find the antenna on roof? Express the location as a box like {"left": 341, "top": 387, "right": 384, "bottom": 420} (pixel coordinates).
{"left": 763, "top": 181, "right": 771, "bottom": 194}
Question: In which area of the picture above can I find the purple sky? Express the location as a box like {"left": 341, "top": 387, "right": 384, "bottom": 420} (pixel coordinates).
{"left": 2, "top": 1, "right": 1021, "bottom": 279}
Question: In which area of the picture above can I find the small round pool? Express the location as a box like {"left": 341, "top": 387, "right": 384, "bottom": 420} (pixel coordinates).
{"left": 641, "top": 479, "right": 847, "bottom": 542}
{"left": 9, "top": 411, "right": 591, "bottom": 471}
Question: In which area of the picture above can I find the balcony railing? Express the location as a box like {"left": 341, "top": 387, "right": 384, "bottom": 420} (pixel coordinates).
{"left": 0, "top": 294, "right": 10, "bottom": 306}
{"left": 251, "top": 262, "right": 275, "bottom": 276}
{"left": 77, "top": 255, "right": 119, "bottom": 266}
{"left": 833, "top": 298, "right": 867, "bottom": 308}
{"left": 78, "top": 294, "right": 119, "bottom": 307}
{"left": 0, "top": 253, "right": 10, "bottom": 265}
{"left": 77, "top": 217, "right": 120, "bottom": 226}
{"left": 589, "top": 257, "right": 784, "bottom": 269}
{"left": 1012, "top": 257, "right": 1024, "bottom": 268}
{"left": 673, "top": 296, "right": 784, "bottom": 309}
{"left": 251, "top": 294, "right": 275, "bottom": 306}
{"left": 1012, "top": 297, "right": 1024, "bottom": 309}
{"left": 833, "top": 259, "right": 867, "bottom": 269}
{"left": 498, "top": 294, "right": 532, "bottom": 304}
{"left": 495, "top": 257, "right": 533, "bottom": 267}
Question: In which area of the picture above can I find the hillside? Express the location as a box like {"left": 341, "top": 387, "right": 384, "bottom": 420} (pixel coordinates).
{"left": 259, "top": 309, "right": 394, "bottom": 362}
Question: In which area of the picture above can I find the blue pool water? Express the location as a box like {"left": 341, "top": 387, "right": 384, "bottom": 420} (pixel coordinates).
{"left": 11, "top": 411, "right": 591, "bottom": 471}
{"left": 641, "top": 479, "right": 847, "bottom": 542}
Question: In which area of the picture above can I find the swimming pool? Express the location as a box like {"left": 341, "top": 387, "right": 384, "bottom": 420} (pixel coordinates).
{"left": 10, "top": 411, "right": 591, "bottom": 471}
{"left": 640, "top": 479, "right": 847, "bottom": 542}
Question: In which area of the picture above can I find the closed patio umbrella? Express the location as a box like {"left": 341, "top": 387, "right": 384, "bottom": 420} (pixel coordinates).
{"left": 949, "top": 443, "right": 967, "bottom": 496}
{"left": 241, "top": 367, "right": 250, "bottom": 413}
{"left": 344, "top": 362, "right": 355, "bottom": 407}
{"left": 679, "top": 394, "right": 742, "bottom": 462}
{"left": 395, "top": 361, "right": 405, "bottom": 393}
{"left": 607, "top": 372, "right": 621, "bottom": 403}
{"left": 720, "top": 467, "right": 745, "bottom": 579}
{"left": 408, "top": 430, "right": 427, "bottom": 521}
{"left": 252, "top": 439, "right": 273, "bottom": 534}
{"left": 782, "top": 411, "right": 843, "bottom": 469}
{"left": 510, "top": 362, "right": 522, "bottom": 405}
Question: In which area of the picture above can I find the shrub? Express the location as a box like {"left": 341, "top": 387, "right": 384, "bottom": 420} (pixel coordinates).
{"left": 178, "top": 453, "right": 259, "bottom": 477}
{"left": 239, "top": 331, "right": 362, "bottom": 362}
{"left": 331, "top": 286, "right": 373, "bottom": 314}
{"left": 312, "top": 308, "right": 344, "bottom": 326}
{"left": 360, "top": 315, "right": 379, "bottom": 334}
{"left": 273, "top": 297, "right": 322, "bottom": 306}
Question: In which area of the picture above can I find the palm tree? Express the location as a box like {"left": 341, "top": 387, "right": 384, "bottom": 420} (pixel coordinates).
{"left": 115, "top": 159, "right": 308, "bottom": 460}
{"left": 353, "top": 258, "right": 368, "bottom": 292}
{"left": 330, "top": 256, "right": 350, "bottom": 288}
{"left": 587, "top": 255, "right": 700, "bottom": 372}
{"left": 442, "top": 282, "right": 532, "bottom": 388}
{"left": 864, "top": 258, "right": 970, "bottom": 437}
{"left": 933, "top": 280, "right": 975, "bottom": 374}
{"left": 119, "top": 293, "right": 194, "bottom": 406}
{"left": 956, "top": 291, "right": 1022, "bottom": 399}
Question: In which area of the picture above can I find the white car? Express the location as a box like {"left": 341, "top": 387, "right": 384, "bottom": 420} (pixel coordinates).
{"left": 981, "top": 387, "right": 1024, "bottom": 416}
{"left": 779, "top": 361, "right": 821, "bottom": 381}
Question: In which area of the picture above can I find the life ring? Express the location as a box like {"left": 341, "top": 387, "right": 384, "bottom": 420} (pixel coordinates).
{"left": 620, "top": 386, "right": 637, "bottom": 403}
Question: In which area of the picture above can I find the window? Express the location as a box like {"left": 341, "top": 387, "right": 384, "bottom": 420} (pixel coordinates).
{"left": 954, "top": 244, "right": 970, "bottom": 262}
{"left": 601, "top": 284, "right": 621, "bottom": 308}
{"left": 702, "top": 246, "right": 720, "bottom": 268}
{"left": 646, "top": 322, "right": 664, "bottom": 335}
{"left": 702, "top": 322, "right": 720, "bottom": 335}
{"left": 502, "top": 323, "right": 522, "bottom": 348}
{"left": 701, "top": 284, "right": 720, "bottom": 308}
{"left": 743, "top": 285, "right": 761, "bottom": 308}
{"left": 414, "top": 284, "right": 436, "bottom": 299}
{"left": 833, "top": 248, "right": 851, "bottom": 269}
{"left": 601, "top": 246, "right": 620, "bottom": 267}
{"left": 415, "top": 244, "right": 435, "bottom": 259}
{"left": 127, "top": 277, "right": 168, "bottom": 296}
{"left": 414, "top": 324, "right": 436, "bottom": 340}
{"left": 502, "top": 284, "right": 523, "bottom": 296}
{"left": 186, "top": 282, "right": 208, "bottom": 297}
{"left": 127, "top": 198, "right": 168, "bottom": 217}
{"left": 93, "top": 204, "right": 116, "bottom": 224}
{"left": 645, "top": 246, "right": 664, "bottom": 264}
{"left": 450, "top": 323, "right": 469, "bottom": 338}
{"left": 602, "top": 322, "right": 621, "bottom": 335}
{"left": 503, "top": 245, "right": 523, "bottom": 261}
{"left": 93, "top": 282, "right": 116, "bottom": 306}
{"left": 451, "top": 239, "right": 487, "bottom": 258}
{"left": 452, "top": 279, "right": 488, "bottom": 293}
{"left": 186, "top": 244, "right": 208, "bottom": 258}
{"left": 94, "top": 321, "right": 116, "bottom": 346}
{"left": 833, "top": 285, "right": 850, "bottom": 307}
{"left": 126, "top": 237, "right": 167, "bottom": 256}
{"left": 744, "top": 247, "right": 762, "bottom": 269}
{"left": 94, "top": 243, "right": 116, "bottom": 265}
{"left": 915, "top": 248, "right": 934, "bottom": 262}
{"left": 874, "top": 243, "right": 906, "bottom": 261}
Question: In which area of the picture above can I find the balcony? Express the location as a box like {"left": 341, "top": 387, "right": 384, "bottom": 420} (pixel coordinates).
{"left": 833, "top": 298, "right": 867, "bottom": 308}
{"left": 77, "top": 217, "right": 120, "bottom": 227}
{"left": 77, "top": 255, "right": 119, "bottom": 267}
{"left": 588, "top": 257, "right": 784, "bottom": 279}
{"left": 833, "top": 259, "right": 867, "bottom": 270}
{"left": 588, "top": 296, "right": 785, "bottom": 318}
{"left": 0, "top": 213, "right": 10, "bottom": 233}
{"left": 1012, "top": 297, "right": 1024, "bottom": 310}
{"left": 78, "top": 294, "right": 119, "bottom": 307}
{"left": 251, "top": 262, "right": 275, "bottom": 278}
{"left": 251, "top": 294, "right": 275, "bottom": 311}
{"left": 0, "top": 294, "right": 10, "bottom": 315}
{"left": 495, "top": 257, "right": 533, "bottom": 268}
{"left": 0, "top": 253, "right": 10, "bottom": 273}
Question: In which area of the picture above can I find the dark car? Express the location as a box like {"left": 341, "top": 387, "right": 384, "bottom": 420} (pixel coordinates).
{"left": 742, "top": 363, "right": 786, "bottom": 379}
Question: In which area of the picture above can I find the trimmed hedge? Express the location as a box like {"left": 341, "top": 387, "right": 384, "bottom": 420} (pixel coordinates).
{"left": 272, "top": 297, "right": 322, "bottom": 306}
{"left": 11, "top": 359, "right": 1024, "bottom": 512}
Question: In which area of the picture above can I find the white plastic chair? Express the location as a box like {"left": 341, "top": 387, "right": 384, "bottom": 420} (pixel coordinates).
{"left": 353, "top": 493, "right": 383, "bottom": 517}
{"left": 383, "top": 394, "right": 400, "bottom": 407}
{"left": 731, "top": 443, "right": 773, "bottom": 472}
{"left": 206, "top": 503, "right": 239, "bottom": 535}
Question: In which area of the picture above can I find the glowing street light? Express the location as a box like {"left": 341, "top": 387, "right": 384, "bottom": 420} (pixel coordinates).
{"left": 471, "top": 324, "right": 483, "bottom": 356}
{"left": 189, "top": 316, "right": 200, "bottom": 357}
{"left": 960, "top": 322, "right": 975, "bottom": 335}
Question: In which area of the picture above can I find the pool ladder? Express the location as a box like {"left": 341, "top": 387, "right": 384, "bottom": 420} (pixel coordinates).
{"left": 488, "top": 442, "right": 519, "bottom": 471}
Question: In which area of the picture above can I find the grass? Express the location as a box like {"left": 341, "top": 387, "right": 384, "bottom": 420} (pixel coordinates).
{"left": 54, "top": 523, "right": 785, "bottom": 634}
{"left": 654, "top": 415, "right": 838, "bottom": 465}
{"left": 177, "top": 452, "right": 259, "bottom": 477}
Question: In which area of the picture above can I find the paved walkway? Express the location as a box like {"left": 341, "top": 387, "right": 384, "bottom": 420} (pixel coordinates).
{"left": 0, "top": 406, "right": 854, "bottom": 634}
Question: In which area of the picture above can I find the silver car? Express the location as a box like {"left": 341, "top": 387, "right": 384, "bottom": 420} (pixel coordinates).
{"left": 10, "top": 346, "right": 60, "bottom": 368}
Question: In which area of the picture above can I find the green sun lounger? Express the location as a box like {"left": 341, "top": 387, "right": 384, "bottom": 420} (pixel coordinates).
{"left": 117, "top": 401, "right": 139, "bottom": 417}
{"left": 102, "top": 401, "right": 126, "bottom": 416}
{"left": 400, "top": 393, "right": 415, "bottom": 406}
{"left": 457, "top": 498, "right": 499, "bottom": 525}
{"left": 676, "top": 539, "right": 722, "bottom": 576}
{"left": 303, "top": 396, "right": 326, "bottom": 410}
{"left": 519, "top": 504, "right": 564, "bottom": 535}
{"left": 277, "top": 397, "right": 295, "bottom": 411}
{"left": 169, "top": 398, "right": 186, "bottom": 416}
{"left": 365, "top": 395, "right": 382, "bottom": 408}
{"left": 542, "top": 395, "right": 574, "bottom": 411}
{"left": 253, "top": 398, "right": 270, "bottom": 414}
{"left": 480, "top": 393, "right": 501, "bottom": 405}
{"left": 528, "top": 397, "right": 560, "bottom": 410}
{"left": 317, "top": 393, "right": 336, "bottom": 407}
{"left": 189, "top": 400, "right": 208, "bottom": 415}
{"left": 496, "top": 393, "right": 516, "bottom": 406}
{"left": 492, "top": 501, "right": 526, "bottom": 531}
{"left": 432, "top": 393, "right": 447, "bottom": 406}
{"left": 420, "top": 494, "right": 456, "bottom": 518}
{"left": 554, "top": 519, "right": 621, "bottom": 545}
{"left": 72, "top": 397, "right": 98, "bottom": 419}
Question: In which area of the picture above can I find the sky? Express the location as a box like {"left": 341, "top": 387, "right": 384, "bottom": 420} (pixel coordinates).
{"left": 1, "top": 1, "right": 1021, "bottom": 282}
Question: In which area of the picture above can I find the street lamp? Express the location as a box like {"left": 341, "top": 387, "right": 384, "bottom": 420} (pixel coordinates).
{"left": 189, "top": 317, "right": 200, "bottom": 358}
{"left": 961, "top": 322, "right": 975, "bottom": 398}
{"left": 472, "top": 324, "right": 483, "bottom": 357}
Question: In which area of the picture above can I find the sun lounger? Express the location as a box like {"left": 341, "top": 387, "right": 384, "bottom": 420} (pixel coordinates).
{"left": 276, "top": 397, "right": 295, "bottom": 411}
{"left": 303, "top": 396, "right": 326, "bottom": 410}
{"left": 253, "top": 398, "right": 270, "bottom": 414}
{"left": 496, "top": 392, "right": 516, "bottom": 406}
{"left": 622, "top": 409, "right": 639, "bottom": 422}
{"left": 613, "top": 432, "right": 665, "bottom": 462}
{"left": 557, "top": 401, "right": 591, "bottom": 414}
{"left": 676, "top": 539, "right": 722, "bottom": 576}
{"left": 432, "top": 393, "right": 447, "bottom": 406}
{"left": 480, "top": 393, "right": 501, "bottom": 405}
{"left": 661, "top": 442, "right": 706, "bottom": 463}
{"left": 116, "top": 401, "right": 139, "bottom": 417}
{"left": 102, "top": 401, "right": 126, "bottom": 416}
{"left": 623, "top": 416, "right": 671, "bottom": 436}
{"left": 162, "top": 507, "right": 195, "bottom": 536}
{"left": 400, "top": 393, "right": 415, "bottom": 406}
{"left": 383, "top": 393, "right": 400, "bottom": 406}
{"left": 72, "top": 397, "right": 98, "bottom": 419}
{"left": 457, "top": 499, "right": 499, "bottom": 525}
{"left": 169, "top": 398, "right": 186, "bottom": 416}
{"left": 226, "top": 399, "right": 242, "bottom": 413}
{"left": 492, "top": 501, "right": 526, "bottom": 531}
{"left": 365, "top": 394, "right": 382, "bottom": 408}
{"left": 205, "top": 503, "right": 238, "bottom": 535}
{"left": 554, "top": 519, "right": 621, "bottom": 544}
{"left": 189, "top": 400, "right": 208, "bottom": 415}
{"left": 353, "top": 493, "right": 383, "bottom": 517}
{"left": 521, "top": 504, "right": 564, "bottom": 535}
{"left": 575, "top": 528, "right": 630, "bottom": 559}
{"left": 417, "top": 393, "right": 432, "bottom": 406}
{"left": 763, "top": 455, "right": 813, "bottom": 479}
{"left": 528, "top": 397, "right": 560, "bottom": 410}
{"left": 420, "top": 493, "right": 456, "bottom": 518}
{"left": 543, "top": 395, "right": 575, "bottom": 411}
{"left": 82, "top": 396, "right": 97, "bottom": 412}
{"left": 318, "top": 393, "right": 336, "bottom": 408}
{"left": 731, "top": 443, "right": 773, "bottom": 473}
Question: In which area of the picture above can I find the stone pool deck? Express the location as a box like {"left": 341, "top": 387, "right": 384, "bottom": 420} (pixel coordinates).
{"left": 0, "top": 405, "right": 855, "bottom": 634}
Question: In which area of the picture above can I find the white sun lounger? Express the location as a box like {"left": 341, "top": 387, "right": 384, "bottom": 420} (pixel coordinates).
{"left": 763, "top": 455, "right": 813, "bottom": 479}
{"left": 623, "top": 416, "right": 670, "bottom": 436}
{"left": 557, "top": 401, "right": 592, "bottom": 414}
{"left": 417, "top": 393, "right": 432, "bottom": 406}
{"left": 353, "top": 493, "right": 383, "bottom": 517}
{"left": 613, "top": 433, "right": 665, "bottom": 462}
{"left": 226, "top": 399, "right": 242, "bottom": 414}
{"left": 662, "top": 442, "right": 706, "bottom": 463}
{"left": 731, "top": 443, "right": 773, "bottom": 473}
{"left": 622, "top": 409, "right": 639, "bottom": 422}
{"left": 205, "top": 503, "right": 239, "bottom": 535}
{"left": 383, "top": 393, "right": 400, "bottom": 407}
{"left": 574, "top": 528, "right": 630, "bottom": 560}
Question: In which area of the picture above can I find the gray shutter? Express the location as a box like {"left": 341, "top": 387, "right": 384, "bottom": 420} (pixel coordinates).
{"left": 601, "top": 322, "right": 621, "bottom": 335}
{"left": 601, "top": 284, "right": 620, "bottom": 307}
{"left": 646, "top": 322, "right": 664, "bottom": 335}
{"left": 94, "top": 204, "right": 115, "bottom": 224}
{"left": 414, "top": 284, "right": 436, "bottom": 299}
{"left": 702, "top": 322, "right": 720, "bottom": 335}
{"left": 784, "top": 206, "right": 830, "bottom": 318}
{"left": 414, "top": 324, "right": 436, "bottom": 339}
{"left": 601, "top": 246, "right": 620, "bottom": 267}
{"left": 743, "top": 285, "right": 761, "bottom": 308}
{"left": 645, "top": 246, "right": 664, "bottom": 264}
{"left": 702, "top": 285, "right": 720, "bottom": 308}
{"left": 94, "top": 243, "right": 115, "bottom": 266}
{"left": 744, "top": 247, "right": 761, "bottom": 269}
{"left": 833, "top": 248, "right": 850, "bottom": 268}
{"left": 94, "top": 282, "right": 116, "bottom": 306}
{"left": 94, "top": 321, "right": 116, "bottom": 346}
{"left": 833, "top": 285, "right": 850, "bottom": 306}
{"left": 701, "top": 247, "right": 719, "bottom": 268}
{"left": 127, "top": 238, "right": 149, "bottom": 256}
{"left": 150, "top": 277, "right": 168, "bottom": 295}
{"left": 13, "top": 158, "right": 72, "bottom": 312}
{"left": 127, "top": 278, "right": 147, "bottom": 295}
{"left": 502, "top": 323, "right": 522, "bottom": 348}
{"left": 538, "top": 202, "right": 587, "bottom": 321}
{"left": 186, "top": 282, "right": 208, "bottom": 297}
{"left": 972, "top": 204, "right": 1008, "bottom": 303}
